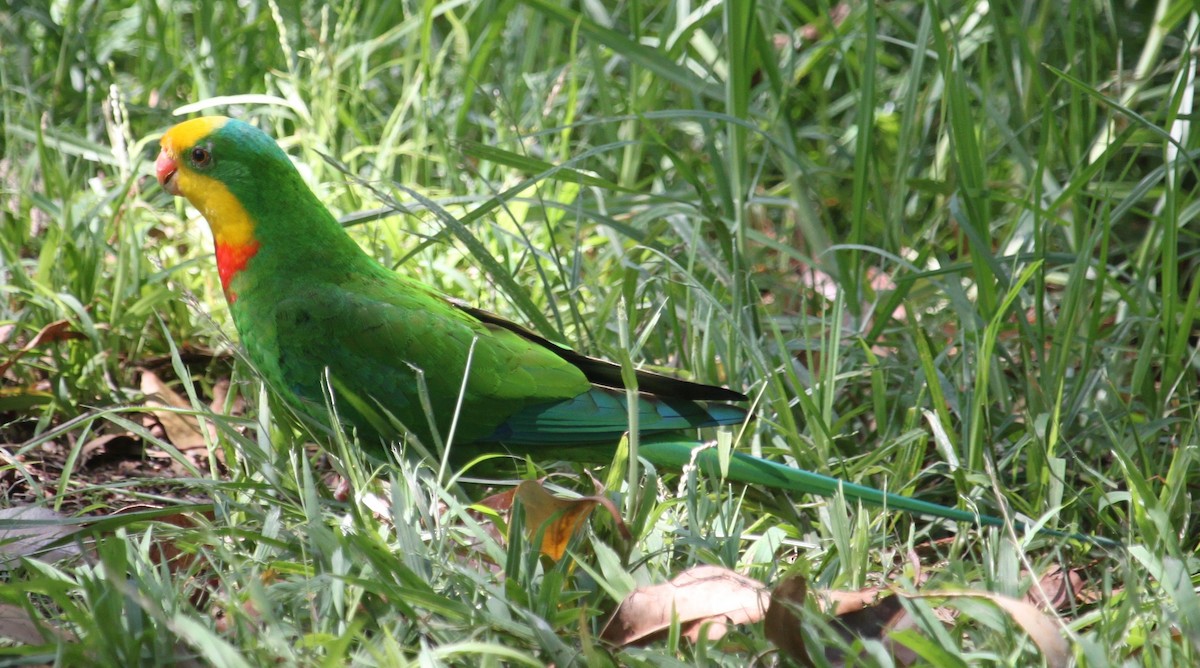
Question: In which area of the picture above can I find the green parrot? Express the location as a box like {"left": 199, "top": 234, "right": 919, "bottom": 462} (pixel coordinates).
{"left": 155, "top": 116, "right": 1108, "bottom": 544}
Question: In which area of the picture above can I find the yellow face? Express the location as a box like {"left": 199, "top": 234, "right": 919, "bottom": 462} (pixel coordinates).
{"left": 156, "top": 116, "right": 255, "bottom": 248}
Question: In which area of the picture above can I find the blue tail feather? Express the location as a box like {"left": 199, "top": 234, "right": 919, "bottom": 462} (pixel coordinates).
{"left": 481, "top": 387, "right": 748, "bottom": 444}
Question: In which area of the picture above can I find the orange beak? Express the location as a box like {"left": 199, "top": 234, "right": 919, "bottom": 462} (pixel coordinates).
{"left": 156, "top": 149, "right": 180, "bottom": 195}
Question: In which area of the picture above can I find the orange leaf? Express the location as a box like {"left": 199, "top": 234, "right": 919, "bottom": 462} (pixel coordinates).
{"left": 471, "top": 478, "right": 629, "bottom": 562}
{"left": 515, "top": 480, "right": 600, "bottom": 561}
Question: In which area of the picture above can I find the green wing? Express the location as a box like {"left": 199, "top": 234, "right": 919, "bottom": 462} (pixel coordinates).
{"left": 265, "top": 270, "right": 749, "bottom": 447}
{"left": 269, "top": 277, "right": 592, "bottom": 445}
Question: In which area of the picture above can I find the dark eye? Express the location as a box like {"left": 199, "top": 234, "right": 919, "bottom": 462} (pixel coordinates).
{"left": 190, "top": 146, "right": 212, "bottom": 168}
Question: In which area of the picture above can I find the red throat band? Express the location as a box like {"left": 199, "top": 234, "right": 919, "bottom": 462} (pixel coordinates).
{"left": 214, "top": 241, "right": 261, "bottom": 302}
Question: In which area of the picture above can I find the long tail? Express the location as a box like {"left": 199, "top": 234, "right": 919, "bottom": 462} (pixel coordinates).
{"left": 637, "top": 439, "right": 1118, "bottom": 549}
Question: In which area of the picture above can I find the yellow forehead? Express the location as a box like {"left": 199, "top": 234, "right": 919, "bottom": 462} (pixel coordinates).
{"left": 161, "top": 116, "right": 229, "bottom": 152}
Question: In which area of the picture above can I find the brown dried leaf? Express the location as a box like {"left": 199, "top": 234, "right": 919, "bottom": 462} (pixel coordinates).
{"left": 601, "top": 565, "right": 770, "bottom": 646}
{"left": 80, "top": 433, "right": 145, "bottom": 468}
{"left": 902, "top": 590, "right": 1069, "bottom": 668}
{"left": 140, "top": 370, "right": 208, "bottom": 450}
{"left": 801, "top": 586, "right": 924, "bottom": 666}
{"left": 111, "top": 505, "right": 216, "bottom": 608}
{"left": 799, "top": 2, "right": 851, "bottom": 42}
{"left": 0, "top": 319, "right": 84, "bottom": 376}
{"left": 831, "top": 595, "right": 919, "bottom": 666}
{"left": 459, "top": 488, "right": 512, "bottom": 571}
{"left": 764, "top": 574, "right": 814, "bottom": 667}
{"left": 1026, "top": 565, "right": 1086, "bottom": 611}
{"left": 795, "top": 264, "right": 840, "bottom": 301}
{"left": 145, "top": 511, "right": 211, "bottom": 570}
{"left": 833, "top": 595, "right": 909, "bottom": 637}
{"left": 0, "top": 602, "right": 71, "bottom": 644}
{"left": 476, "top": 487, "right": 517, "bottom": 515}
{"left": 867, "top": 265, "right": 908, "bottom": 323}
{"left": 209, "top": 378, "right": 245, "bottom": 417}
{"left": 467, "top": 479, "right": 629, "bottom": 565}
{"left": 819, "top": 587, "right": 885, "bottom": 615}
{"left": 0, "top": 506, "right": 81, "bottom": 570}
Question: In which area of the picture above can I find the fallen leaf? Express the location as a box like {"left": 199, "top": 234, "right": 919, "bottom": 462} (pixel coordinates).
{"left": 601, "top": 565, "right": 770, "bottom": 646}
{"left": 901, "top": 590, "right": 1070, "bottom": 668}
{"left": 795, "top": 264, "right": 840, "bottom": 301}
{"left": 80, "top": 433, "right": 145, "bottom": 468}
{"left": 830, "top": 595, "right": 919, "bottom": 666}
{"left": 515, "top": 480, "right": 607, "bottom": 561}
{"left": 0, "top": 319, "right": 84, "bottom": 376}
{"left": 0, "top": 602, "right": 73, "bottom": 644}
{"left": 360, "top": 490, "right": 391, "bottom": 519}
{"left": 0, "top": 506, "right": 81, "bottom": 570}
{"left": 451, "top": 491, "right": 509, "bottom": 573}
{"left": 798, "top": 2, "right": 851, "bottom": 42}
{"left": 1026, "top": 565, "right": 1086, "bottom": 611}
{"left": 831, "top": 594, "right": 908, "bottom": 639}
{"left": 476, "top": 487, "right": 517, "bottom": 515}
{"left": 764, "top": 574, "right": 814, "bottom": 667}
{"left": 820, "top": 587, "right": 885, "bottom": 615}
{"left": 867, "top": 265, "right": 908, "bottom": 323}
{"left": 209, "top": 378, "right": 245, "bottom": 417}
{"left": 466, "top": 478, "right": 629, "bottom": 564}
{"left": 140, "top": 370, "right": 208, "bottom": 450}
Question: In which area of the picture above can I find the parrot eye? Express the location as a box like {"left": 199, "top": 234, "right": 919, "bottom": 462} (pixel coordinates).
{"left": 190, "top": 146, "right": 213, "bottom": 168}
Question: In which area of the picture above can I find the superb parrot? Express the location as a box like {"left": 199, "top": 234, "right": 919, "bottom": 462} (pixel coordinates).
{"left": 155, "top": 116, "right": 1103, "bottom": 543}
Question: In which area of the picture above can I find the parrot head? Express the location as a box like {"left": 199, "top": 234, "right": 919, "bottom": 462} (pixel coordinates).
{"left": 156, "top": 116, "right": 294, "bottom": 210}
{"left": 156, "top": 116, "right": 305, "bottom": 300}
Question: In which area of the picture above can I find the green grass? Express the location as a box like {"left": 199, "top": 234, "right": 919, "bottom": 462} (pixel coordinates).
{"left": 2, "top": 0, "right": 1199, "bottom": 665}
